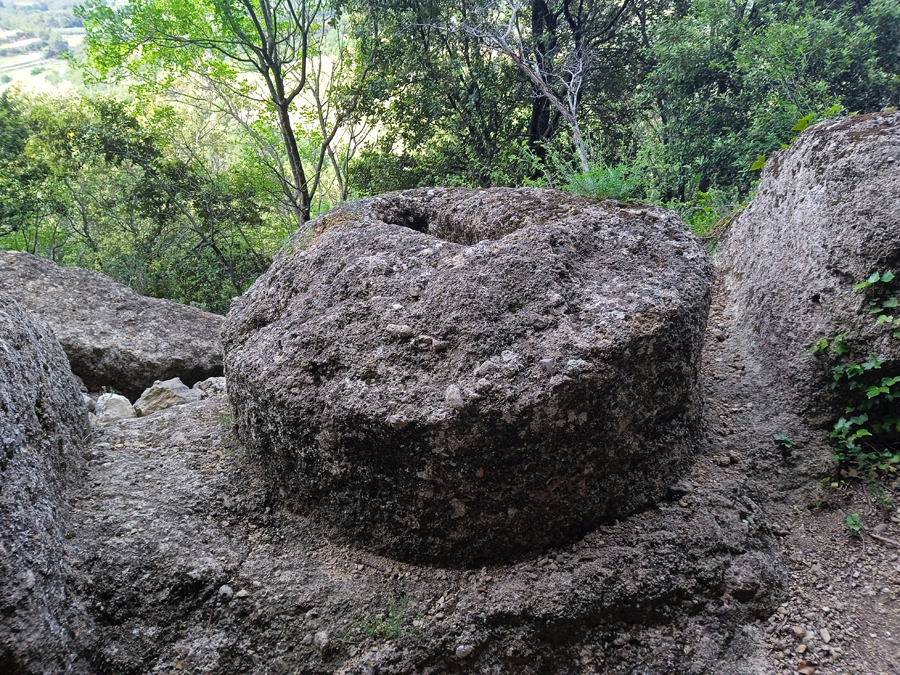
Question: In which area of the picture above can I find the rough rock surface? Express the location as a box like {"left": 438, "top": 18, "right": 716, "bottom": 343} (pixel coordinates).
{"left": 94, "top": 393, "right": 136, "bottom": 424}
{"left": 0, "top": 295, "right": 90, "bottom": 674}
{"left": 717, "top": 112, "right": 900, "bottom": 413}
{"left": 193, "top": 376, "right": 226, "bottom": 399}
{"left": 0, "top": 250, "right": 224, "bottom": 401}
{"left": 61, "top": 391, "right": 783, "bottom": 675}
{"left": 223, "top": 187, "right": 714, "bottom": 565}
{"left": 134, "top": 377, "right": 199, "bottom": 416}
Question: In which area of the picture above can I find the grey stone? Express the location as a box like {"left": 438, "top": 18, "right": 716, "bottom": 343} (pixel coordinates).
{"left": 717, "top": 112, "right": 900, "bottom": 412}
{"left": 0, "top": 295, "right": 91, "bottom": 674}
{"left": 314, "top": 631, "right": 331, "bottom": 653}
{"left": 81, "top": 393, "right": 95, "bottom": 411}
{"left": 455, "top": 645, "right": 474, "bottom": 659}
{"left": 134, "top": 377, "right": 199, "bottom": 417}
{"left": 223, "top": 187, "right": 713, "bottom": 565}
{"left": 192, "top": 376, "right": 227, "bottom": 399}
{"left": 0, "top": 251, "right": 224, "bottom": 400}
{"left": 669, "top": 479, "right": 695, "bottom": 497}
{"left": 94, "top": 393, "right": 136, "bottom": 425}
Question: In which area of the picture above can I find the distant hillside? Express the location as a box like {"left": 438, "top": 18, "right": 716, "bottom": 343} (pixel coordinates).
{"left": 0, "top": 0, "right": 84, "bottom": 90}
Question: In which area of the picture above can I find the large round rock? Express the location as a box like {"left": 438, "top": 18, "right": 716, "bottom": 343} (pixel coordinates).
{"left": 223, "top": 188, "right": 713, "bottom": 565}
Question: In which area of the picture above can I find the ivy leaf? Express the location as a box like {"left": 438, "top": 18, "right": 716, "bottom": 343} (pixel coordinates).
{"left": 883, "top": 297, "right": 899, "bottom": 308}
{"left": 791, "top": 113, "right": 814, "bottom": 132}
{"left": 862, "top": 355, "right": 884, "bottom": 370}
{"left": 808, "top": 338, "right": 829, "bottom": 354}
{"left": 749, "top": 154, "right": 766, "bottom": 171}
{"left": 882, "top": 271, "right": 896, "bottom": 282}
{"left": 877, "top": 314, "right": 894, "bottom": 325}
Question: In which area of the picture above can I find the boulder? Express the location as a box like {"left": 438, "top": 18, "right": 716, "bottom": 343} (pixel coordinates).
{"left": 94, "top": 393, "right": 136, "bottom": 424}
{"left": 223, "top": 187, "right": 713, "bottom": 565}
{"left": 0, "top": 251, "right": 224, "bottom": 401}
{"left": 717, "top": 112, "right": 900, "bottom": 411}
{"left": 0, "top": 295, "right": 91, "bottom": 674}
{"left": 192, "top": 376, "right": 226, "bottom": 399}
{"left": 134, "top": 377, "right": 199, "bottom": 416}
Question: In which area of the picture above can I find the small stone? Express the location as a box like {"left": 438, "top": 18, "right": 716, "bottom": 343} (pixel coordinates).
{"left": 314, "top": 631, "right": 330, "bottom": 653}
{"left": 386, "top": 324, "right": 414, "bottom": 339}
{"left": 301, "top": 633, "right": 313, "bottom": 645}
{"left": 669, "top": 479, "right": 694, "bottom": 497}
{"left": 218, "top": 584, "right": 233, "bottom": 600}
{"left": 539, "top": 358, "right": 557, "bottom": 375}
{"left": 473, "top": 378, "right": 492, "bottom": 393}
{"left": 820, "top": 628, "right": 831, "bottom": 643}
{"left": 94, "top": 393, "right": 136, "bottom": 425}
{"left": 305, "top": 609, "right": 319, "bottom": 619}
{"left": 414, "top": 335, "right": 434, "bottom": 350}
{"left": 793, "top": 625, "right": 806, "bottom": 637}
{"left": 796, "top": 644, "right": 807, "bottom": 654}
{"left": 234, "top": 589, "right": 249, "bottom": 598}
{"left": 134, "top": 377, "right": 199, "bottom": 416}
{"left": 445, "top": 385, "right": 465, "bottom": 409}
{"left": 455, "top": 645, "right": 474, "bottom": 659}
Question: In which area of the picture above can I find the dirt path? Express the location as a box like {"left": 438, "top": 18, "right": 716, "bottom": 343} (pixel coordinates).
{"left": 702, "top": 272, "right": 900, "bottom": 675}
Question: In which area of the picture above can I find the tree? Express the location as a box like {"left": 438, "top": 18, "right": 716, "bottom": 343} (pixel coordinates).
{"left": 461, "top": 0, "right": 633, "bottom": 171}
{"left": 78, "top": 0, "right": 344, "bottom": 225}
{"left": 644, "top": 0, "right": 900, "bottom": 200}
{"left": 0, "top": 91, "right": 290, "bottom": 312}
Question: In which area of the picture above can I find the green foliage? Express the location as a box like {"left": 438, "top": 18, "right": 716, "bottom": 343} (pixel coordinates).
{"left": 0, "top": 90, "right": 292, "bottom": 313}
{"left": 773, "top": 433, "right": 793, "bottom": 449}
{"left": 643, "top": 0, "right": 900, "bottom": 200}
{"left": 844, "top": 512, "right": 862, "bottom": 537}
{"left": 563, "top": 163, "right": 643, "bottom": 201}
{"left": 813, "top": 272, "right": 900, "bottom": 475}
{"left": 354, "top": 597, "right": 411, "bottom": 640}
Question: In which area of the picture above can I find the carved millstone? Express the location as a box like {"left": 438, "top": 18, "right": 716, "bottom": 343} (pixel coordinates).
{"left": 223, "top": 187, "right": 713, "bottom": 565}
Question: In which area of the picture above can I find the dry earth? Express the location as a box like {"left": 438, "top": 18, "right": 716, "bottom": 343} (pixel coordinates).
{"left": 55, "top": 264, "right": 900, "bottom": 674}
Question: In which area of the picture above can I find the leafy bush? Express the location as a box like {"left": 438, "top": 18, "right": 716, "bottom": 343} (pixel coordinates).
{"left": 563, "top": 163, "right": 643, "bottom": 201}
{"left": 812, "top": 271, "right": 900, "bottom": 475}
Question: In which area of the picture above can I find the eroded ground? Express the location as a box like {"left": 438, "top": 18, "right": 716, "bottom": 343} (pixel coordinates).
{"left": 59, "top": 270, "right": 900, "bottom": 674}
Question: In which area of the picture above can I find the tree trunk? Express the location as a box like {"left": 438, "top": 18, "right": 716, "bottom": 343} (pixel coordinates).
{"left": 275, "top": 103, "right": 312, "bottom": 226}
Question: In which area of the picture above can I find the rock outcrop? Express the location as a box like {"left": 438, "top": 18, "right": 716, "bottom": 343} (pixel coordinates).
{"left": 223, "top": 187, "right": 713, "bottom": 565}
{"left": 0, "top": 296, "right": 90, "bottom": 674}
{"left": 0, "top": 251, "right": 224, "bottom": 401}
{"left": 717, "top": 112, "right": 900, "bottom": 412}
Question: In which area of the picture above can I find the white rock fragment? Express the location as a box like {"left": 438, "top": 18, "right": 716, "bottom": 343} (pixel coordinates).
{"left": 134, "top": 377, "right": 199, "bottom": 416}
{"left": 192, "top": 376, "right": 226, "bottom": 399}
{"left": 455, "top": 644, "right": 474, "bottom": 659}
{"left": 94, "top": 394, "right": 136, "bottom": 425}
{"left": 444, "top": 385, "right": 465, "bottom": 409}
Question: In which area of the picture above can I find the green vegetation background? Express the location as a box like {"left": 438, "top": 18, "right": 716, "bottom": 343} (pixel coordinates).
{"left": 0, "top": 0, "right": 898, "bottom": 313}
